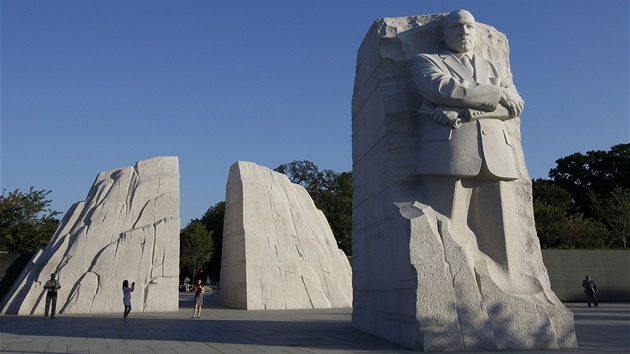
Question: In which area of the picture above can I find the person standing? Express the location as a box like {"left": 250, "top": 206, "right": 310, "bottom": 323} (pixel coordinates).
{"left": 43, "top": 273, "right": 61, "bottom": 319}
{"left": 184, "top": 276, "right": 191, "bottom": 292}
{"left": 582, "top": 275, "right": 598, "bottom": 307}
{"left": 192, "top": 279, "right": 205, "bottom": 318}
{"left": 122, "top": 280, "right": 135, "bottom": 321}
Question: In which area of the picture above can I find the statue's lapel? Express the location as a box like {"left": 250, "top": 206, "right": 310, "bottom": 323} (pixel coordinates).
{"left": 441, "top": 52, "right": 475, "bottom": 82}
{"left": 473, "top": 56, "right": 492, "bottom": 84}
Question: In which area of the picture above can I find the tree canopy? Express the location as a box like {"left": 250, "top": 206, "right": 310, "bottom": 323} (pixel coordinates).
{"left": 590, "top": 187, "right": 630, "bottom": 248}
{"left": 179, "top": 220, "right": 213, "bottom": 282}
{"left": 533, "top": 143, "right": 629, "bottom": 249}
{"left": 198, "top": 201, "right": 225, "bottom": 279}
{"left": 547, "top": 143, "right": 629, "bottom": 217}
{"left": 0, "top": 187, "right": 61, "bottom": 252}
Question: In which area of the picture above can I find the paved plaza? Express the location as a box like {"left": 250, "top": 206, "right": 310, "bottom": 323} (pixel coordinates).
{"left": 1, "top": 292, "right": 628, "bottom": 353}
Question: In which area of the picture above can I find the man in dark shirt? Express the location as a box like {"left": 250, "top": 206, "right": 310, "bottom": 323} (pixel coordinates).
{"left": 582, "top": 275, "right": 598, "bottom": 307}
{"left": 43, "top": 273, "right": 61, "bottom": 319}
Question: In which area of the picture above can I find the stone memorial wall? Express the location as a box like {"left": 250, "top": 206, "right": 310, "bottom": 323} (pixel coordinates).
{"left": 543, "top": 250, "right": 630, "bottom": 302}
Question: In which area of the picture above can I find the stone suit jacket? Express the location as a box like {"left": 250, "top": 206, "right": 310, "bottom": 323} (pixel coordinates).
{"left": 409, "top": 50, "right": 519, "bottom": 180}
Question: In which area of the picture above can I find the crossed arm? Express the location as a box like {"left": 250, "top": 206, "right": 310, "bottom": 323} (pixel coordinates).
{"left": 410, "top": 54, "right": 524, "bottom": 127}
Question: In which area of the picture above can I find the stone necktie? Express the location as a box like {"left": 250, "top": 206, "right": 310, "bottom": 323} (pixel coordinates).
{"left": 461, "top": 55, "right": 474, "bottom": 76}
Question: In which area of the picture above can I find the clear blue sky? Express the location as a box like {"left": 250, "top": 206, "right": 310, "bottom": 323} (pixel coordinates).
{"left": 2, "top": 0, "right": 628, "bottom": 225}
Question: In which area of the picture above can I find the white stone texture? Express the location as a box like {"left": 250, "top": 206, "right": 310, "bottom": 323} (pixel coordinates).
{"left": 1, "top": 157, "right": 180, "bottom": 315}
{"left": 351, "top": 14, "right": 577, "bottom": 351}
{"left": 219, "top": 161, "right": 352, "bottom": 310}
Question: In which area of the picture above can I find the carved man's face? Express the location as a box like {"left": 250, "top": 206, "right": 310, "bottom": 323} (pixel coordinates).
{"left": 442, "top": 10, "right": 476, "bottom": 53}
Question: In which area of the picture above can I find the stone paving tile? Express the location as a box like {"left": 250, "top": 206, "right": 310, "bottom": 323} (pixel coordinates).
{"left": 0, "top": 295, "right": 628, "bottom": 353}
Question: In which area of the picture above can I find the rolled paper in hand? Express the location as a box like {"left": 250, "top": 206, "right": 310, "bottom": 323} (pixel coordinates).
{"left": 418, "top": 104, "right": 461, "bottom": 129}
{"left": 449, "top": 117, "right": 461, "bottom": 128}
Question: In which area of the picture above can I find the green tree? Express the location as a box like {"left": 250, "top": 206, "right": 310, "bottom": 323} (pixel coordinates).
{"left": 533, "top": 144, "right": 629, "bottom": 249}
{"left": 0, "top": 187, "right": 61, "bottom": 252}
{"left": 533, "top": 200, "right": 568, "bottom": 248}
{"left": 275, "top": 160, "right": 324, "bottom": 189}
{"left": 180, "top": 221, "right": 214, "bottom": 282}
{"left": 558, "top": 214, "right": 610, "bottom": 249}
{"left": 532, "top": 179, "right": 572, "bottom": 247}
{"left": 548, "top": 143, "right": 629, "bottom": 216}
{"left": 317, "top": 171, "right": 352, "bottom": 254}
{"left": 532, "top": 179, "right": 572, "bottom": 212}
{"left": 590, "top": 187, "right": 630, "bottom": 248}
{"left": 275, "top": 161, "right": 353, "bottom": 255}
{"left": 533, "top": 200, "right": 609, "bottom": 249}
{"left": 199, "top": 201, "right": 225, "bottom": 279}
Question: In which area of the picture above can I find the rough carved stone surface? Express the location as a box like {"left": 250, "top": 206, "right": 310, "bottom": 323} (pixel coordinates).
{"left": 1, "top": 157, "right": 180, "bottom": 315}
{"left": 351, "top": 14, "right": 577, "bottom": 351}
{"left": 219, "top": 161, "right": 352, "bottom": 310}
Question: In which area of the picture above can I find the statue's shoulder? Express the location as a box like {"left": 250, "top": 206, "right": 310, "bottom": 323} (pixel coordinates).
{"left": 409, "top": 52, "right": 441, "bottom": 65}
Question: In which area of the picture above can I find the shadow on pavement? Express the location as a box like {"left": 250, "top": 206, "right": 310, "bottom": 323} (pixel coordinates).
{"left": 1, "top": 295, "right": 628, "bottom": 353}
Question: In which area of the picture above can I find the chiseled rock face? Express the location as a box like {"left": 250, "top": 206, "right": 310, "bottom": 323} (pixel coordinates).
{"left": 351, "top": 14, "right": 576, "bottom": 351}
{"left": 219, "top": 161, "right": 352, "bottom": 310}
{"left": 1, "top": 157, "right": 180, "bottom": 315}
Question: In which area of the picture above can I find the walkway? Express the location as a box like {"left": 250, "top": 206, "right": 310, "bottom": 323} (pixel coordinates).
{"left": 1, "top": 292, "right": 628, "bottom": 353}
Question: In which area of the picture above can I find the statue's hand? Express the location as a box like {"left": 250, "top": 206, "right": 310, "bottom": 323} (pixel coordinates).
{"left": 430, "top": 107, "right": 457, "bottom": 125}
{"left": 430, "top": 107, "right": 466, "bottom": 128}
{"left": 500, "top": 88, "right": 524, "bottom": 117}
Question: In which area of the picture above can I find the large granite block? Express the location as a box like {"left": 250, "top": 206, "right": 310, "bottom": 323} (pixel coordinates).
{"left": 1, "top": 157, "right": 180, "bottom": 315}
{"left": 219, "top": 161, "right": 352, "bottom": 310}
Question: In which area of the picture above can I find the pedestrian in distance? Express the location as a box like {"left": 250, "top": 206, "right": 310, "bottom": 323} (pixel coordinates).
{"left": 43, "top": 272, "right": 61, "bottom": 319}
{"left": 192, "top": 278, "right": 205, "bottom": 318}
{"left": 122, "top": 280, "right": 135, "bottom": 321}
{"left": 582, "top": 275, "right": 599, "bottom": 307}
{"left": 184, "top": 276, "right": 191, "bottom": 292}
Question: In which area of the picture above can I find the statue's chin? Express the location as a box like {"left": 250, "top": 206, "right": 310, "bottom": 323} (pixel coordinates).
{"left": 447, "top": 42, "right": 474, "bottom": 54}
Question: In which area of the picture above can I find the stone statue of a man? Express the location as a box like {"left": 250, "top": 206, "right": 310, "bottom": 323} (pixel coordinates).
{"left": 409, "top": 9, "right": 525, "bottom": 267}
{"left": 351, "top": 9, "right": 577, "bottom": 351}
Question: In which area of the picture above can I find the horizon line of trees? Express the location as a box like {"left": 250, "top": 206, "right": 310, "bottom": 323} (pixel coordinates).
{"left": 3, "top": 143, "right": 628, "bottom": 281}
